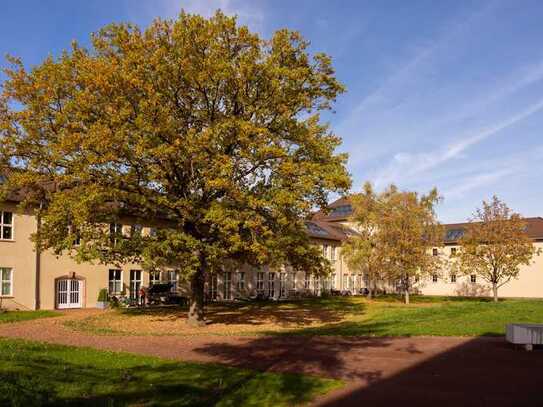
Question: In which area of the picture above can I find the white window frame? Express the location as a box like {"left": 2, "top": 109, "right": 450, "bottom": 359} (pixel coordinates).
{"left": 267, "top": 272, "right": 276, "bottom": 297}
{"left": 149, "top": 270, "right": 161, "bottom": 286}
{"left": 130, "top": 270, "right": 142, "bottom": 299}
{"left": 330, "top": 245, "right": 336, "bottom": 261}
{"left": 304, "top": 272, "right": 311, "bottom": 290}
{"left": 323, "top": 244, "right": 328, "bottom": 259}
{"left": 450, "top": 274, "right": 457, "bottom": 283}
{"left": 0, "top": 211, "right": 14, "bottom": 241}
{"left": 237, "top": 271, "right": 245, "bottom": 291}
{"left": 256, "top": 272, "right": 264, "bottom": 293}
{"left": 1, "top": 267, "right": 13, "bottom": 296}
{"left": 470, "top": 274, "right": 477, "bottom": 284}
{"left": 108, "top": 269, "right": 122, "bottom": 294}
{"left": 110, "top": 223, "right": 123, "bottom": 246}
{"left": 168, "top": 270, "right": 179, "bottom": 293}
{"left": 224, "top": 272, "right": 232, "bottom": 300}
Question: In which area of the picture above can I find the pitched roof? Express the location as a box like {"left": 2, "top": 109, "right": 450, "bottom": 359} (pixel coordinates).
{"left": 443, "top": 217, "right": 543, "bottom": 243}
{"left": 312, "top": 196, "right": 354, "bottom": 222}
{"left": 305, "top": 220, "right": 359, "bottom": 241}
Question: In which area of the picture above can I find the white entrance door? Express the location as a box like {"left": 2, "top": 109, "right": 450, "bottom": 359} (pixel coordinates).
{"left": 57, "top": 279, "right": 82, "bottom": 309}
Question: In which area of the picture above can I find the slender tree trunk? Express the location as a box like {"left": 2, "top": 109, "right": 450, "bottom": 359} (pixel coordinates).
{"left": 187, "top": 264, "right": 206, "bottom": 327}
{"left": 404, "top": 275, "right": 410, "bottom": 305}
{"left": 367, "top": 274, "right": 373, "bottom": 299}
{"left": 492, "top": 283, "right": 498, "bottom": 303}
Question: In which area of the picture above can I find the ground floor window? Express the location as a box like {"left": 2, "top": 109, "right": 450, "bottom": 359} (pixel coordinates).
{"left": 432, "top": 274, "right": 438, "bottom": 283}
{"left": 224, "top": 272, "right": 232, "bottom": 300}
{"left": 168, "top": 270, "right": 179, "bottom": 293}
{"left": 1, "top": 267, "right": 12, "bottom": 296}
{"left": 279, "top": 273, "right": 287, "bottom": 297}
{"left": 207, "top": 274, "right": 218, "bottom": 300}
{"left": 343, "top": 274, "right": 348, "bottom": 290}
{"left": 450, "top": 274, "right": 456, "bottom": 283}
{"left": 130, "top": 270, "right": 142, "bottom": 299}
{"left": 237, "top": 272, "right": 245, "bottom": 292}
{"left": 108, "top": 269, "right": 122, "bottom": 294}
{"left": 268, "top": 272, "right": 276, "bottom": 298}
{"left": 470, "top": 274, "right": 477, "bottom": 284}
{"left": 149, "top": 270, "right": 161, "bottom": 286}
{"left": 331, "top": 273, "right": 336, "bottom": 289}
{"left": 304, "top": 272, "right": 311, "bottom": 290}
{"left": 256, "top": 272, "right": 264, "bottom": 293}
{"left": 290, "top": 272, "right": 296, "bottom": 290}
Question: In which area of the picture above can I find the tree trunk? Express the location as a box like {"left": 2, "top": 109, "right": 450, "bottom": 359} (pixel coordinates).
{"left": 492, "top": 283, "right": 498, "bottom": 303}
{"left": 187, "top": 266, "right": 206, "bottom": 327}
{"left": 404, "top": 275, "right": 410, "bottom": 305}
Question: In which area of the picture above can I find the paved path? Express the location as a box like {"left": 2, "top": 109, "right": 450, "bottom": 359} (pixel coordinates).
{"left": 1, "top": 311, "right": 542, "bottom": 406}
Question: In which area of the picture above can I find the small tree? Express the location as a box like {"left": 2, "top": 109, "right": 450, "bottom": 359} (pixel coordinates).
{"left": 0, "top": 11, "right": 350, "bottom": 325}
{"left": 455, "top": 196, "right": 540, "bottom": 302}
{"left": 341, "top": 182, "right": 387, "bottom": 299}
{"left": 379, "top": 185, "right": 443, "bottom": 304}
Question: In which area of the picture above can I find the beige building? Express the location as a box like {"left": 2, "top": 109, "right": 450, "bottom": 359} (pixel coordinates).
{"left": 0, "top": 193, "right": 358, "bottom": 310}
{"left": 2, "top": 194, "right": 542, "bottom": 311}
{"left": 314, "top": 197, "right": 543, "bottom": 299}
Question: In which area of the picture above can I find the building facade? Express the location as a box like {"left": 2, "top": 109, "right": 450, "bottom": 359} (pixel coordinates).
{"left": 2, "top": 196, "right": 542, "bottom": 311}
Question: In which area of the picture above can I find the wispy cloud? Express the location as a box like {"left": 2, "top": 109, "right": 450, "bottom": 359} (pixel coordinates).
{"left": 141, "top": 0, "right": 264, "bottom": 32}
{"left": 372, "top": 97, "right": 543, "bottom": 188}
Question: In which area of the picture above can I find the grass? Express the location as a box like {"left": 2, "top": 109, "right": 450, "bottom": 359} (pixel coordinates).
{"left": 0, "top": 338, "right": 342, "bottom": 406}
{"left": 61, "top": 295, "right": 543, "bottom": 338}
{"left": 0, "top": 310, "right": 59, "bottom": 324}
{"left": 286, "top": 296, "right": 543, "bottom": 337}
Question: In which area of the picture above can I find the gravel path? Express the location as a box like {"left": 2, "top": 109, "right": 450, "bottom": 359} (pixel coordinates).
{"left": 1, "top": 310, "right": 541, "bottom": 406}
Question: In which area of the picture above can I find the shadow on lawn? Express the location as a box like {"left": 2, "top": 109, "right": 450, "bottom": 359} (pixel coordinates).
{"left": 119, "top": 297, "right": 367, "bottom": 328}
{"left": 0, "top": 342, "right": 331, "bottom": 406}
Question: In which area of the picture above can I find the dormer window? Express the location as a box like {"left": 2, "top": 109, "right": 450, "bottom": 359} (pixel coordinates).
{"left": 0, "top": 211, "right": 13, "bottom": 240}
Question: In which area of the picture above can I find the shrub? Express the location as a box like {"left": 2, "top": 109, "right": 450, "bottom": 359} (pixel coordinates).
{"left": 97, "top": 288, "right": 109, "bottom": 302}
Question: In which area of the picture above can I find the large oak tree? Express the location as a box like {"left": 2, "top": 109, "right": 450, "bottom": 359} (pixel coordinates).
{"left": 0, "top": 12, "right": 350, "bottom": 324}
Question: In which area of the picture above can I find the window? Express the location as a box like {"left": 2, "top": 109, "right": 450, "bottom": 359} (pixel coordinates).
{"left": 0, "top": 211, "right": 13, "bottom": 240}
{"left": 313, "top": 276, "right": 320, "bottom": 294}
{"left": 450, "top": 247, "right": 457, "bottom": 256}
{"left": 323, "top": 244, "right": 329, "bottom": 259}
{"left": 432, "top": 248, "right": 438, "bottom": 256}
{"left": 330, "top": 246, "right": 336, "bottom": 261}
{"left": 130, "top": 270, "right": 142, "bottom": 299}
{"left": 432, "top": 274, "right": 438, "bottom": 283}
{"left": 343, "top": 274, "right": 348, "bottom": 290}
{"left": 268, "top": 272, "right": 276, "bottom": 297}
{"left": 304, "top": 272, "right": 311, "bottom": 289}
{"left": 1, "top": 267, "right": 12, "bottom": 296}
{"left": 207, "top": 274, "right": 218, "bottom": 300}
{"left": 149, "top": 227, "right": 158, "bottom": 237}
{"left": 110, "top": 223, "right": 123, "bottom": 246}
{"left": 470, "top": 274, "right": 477, "bottom": 284}
{"left": 149, "top": 271, "right": 161, "bottom": 286}
{"left": 224, "top": 272, "right": 232, "bottom": 300}
{"left": 290, "top": 272, "right": 297, "bottom": 290}
{"left": 331, "top": 273, "right": 336, "bottom": 289}
{"left": 168, "top": 270, "right": 179, "bottom": 293}
{"left": 256, "top": 272, "right": 264, "bottom": 293}
{"left": 450, "top": 274, "right": 457, "bottom": 283}
{"left": 237, "top": 272, "right": 245, "bottom": 291}
{"left": 279, "top": 273, "right": 287, "bottom": 297}
{"left": 108, "top": 269, "right": 122, "bottom": 294}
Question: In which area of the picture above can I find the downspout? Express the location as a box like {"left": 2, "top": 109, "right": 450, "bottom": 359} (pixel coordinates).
{"left": 34, "top": 201, "right": 43, "bottom": 310}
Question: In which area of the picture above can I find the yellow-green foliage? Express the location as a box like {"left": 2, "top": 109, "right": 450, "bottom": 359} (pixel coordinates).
{"left": 0, "top": 12, "right": 350, "bottom": 304}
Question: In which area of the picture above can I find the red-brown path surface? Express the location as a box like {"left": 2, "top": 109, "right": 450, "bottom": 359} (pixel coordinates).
{"left": 1, "top": 311, "right": 542, "bottom": 406}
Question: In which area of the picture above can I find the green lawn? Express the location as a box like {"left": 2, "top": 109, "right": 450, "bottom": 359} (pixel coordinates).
{"left": 0, "top": 338, "right": 342, "bottom": 406}
{"left": 280, "top": 295, "right": 543, "bottom": 337}
{"left": 0, "top": 310, "right": 59, "bottom": 324}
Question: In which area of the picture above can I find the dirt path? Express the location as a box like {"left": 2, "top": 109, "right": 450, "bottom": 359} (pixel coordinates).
{"left": 1, "top": 311, "right": 541, "bottom": 406}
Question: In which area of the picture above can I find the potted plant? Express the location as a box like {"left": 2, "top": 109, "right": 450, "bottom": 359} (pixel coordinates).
{"left": 96, "top": 288, "right": 109, "bottom": 309}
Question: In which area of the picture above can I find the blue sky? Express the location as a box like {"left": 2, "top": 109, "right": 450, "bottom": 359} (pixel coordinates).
{"left": 2, "top": 0, "right": 543, "bottom": 223}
